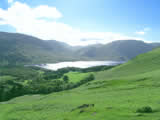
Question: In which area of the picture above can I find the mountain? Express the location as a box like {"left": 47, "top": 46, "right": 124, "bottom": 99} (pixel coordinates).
{"left": 0, "top": 32, "right": 160, "bottom": 65}
{"left": 77, "top": 40, "right": 160, "bottom": 61}
{"left": 0, "top": 32, "right": 80, "bottom": 65}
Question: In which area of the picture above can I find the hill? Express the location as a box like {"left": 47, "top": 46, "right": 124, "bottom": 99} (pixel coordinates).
{"left": 0, "top": 32, "right": 80, "bottom": 65}
{"left": 97, "top": 47, "right": 160, "bottom": 78}
{"left": 0, "top": 32, "right": 160, "bottom": 65}
{"left": 0, "top": 43, "right": 160, "bottom": 119}
{"left": 78, "top": 40, "right": 159, "bottom": 61}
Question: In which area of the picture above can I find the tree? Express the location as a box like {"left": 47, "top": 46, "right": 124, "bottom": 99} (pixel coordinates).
{"left": 88, "top": 74, "right": 95, "bottom": 80}
{"left": 63, "top": 75, "right": 69, "bottom": 83}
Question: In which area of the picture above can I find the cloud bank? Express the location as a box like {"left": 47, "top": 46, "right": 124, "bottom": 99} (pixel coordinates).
{"left": 0, "top": 1, "right": 144, "bottom": 46}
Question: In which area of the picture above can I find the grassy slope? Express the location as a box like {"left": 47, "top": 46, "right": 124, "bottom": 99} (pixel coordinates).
{"left": 1, "top": 48, "right": 160, "bottom": 120}
{"left": 98, "top": 47, "right": 160, "bottom": 78}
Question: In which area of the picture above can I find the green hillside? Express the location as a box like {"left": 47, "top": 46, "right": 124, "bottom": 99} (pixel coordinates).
{"left": 98, "top": 47, "right": 160, "bottom": 78}
{"left": 0, "top": 43, "right": 160, "bottom": 119}
{"left": 0, "top": 32, "right": 160, "bottom": 65}
{"left": 0, "top": 32, "right": 81, "bottom": 65}
{"left": 78, "top": 40, "right": 159, "bottom": 61}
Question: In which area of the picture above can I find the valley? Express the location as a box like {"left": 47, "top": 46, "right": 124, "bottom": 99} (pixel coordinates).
{"left": 0, "top": 42, "right": 160, "bottom": 119}
{"left": 0, "top": 0, "right": 160, "bottom": 119}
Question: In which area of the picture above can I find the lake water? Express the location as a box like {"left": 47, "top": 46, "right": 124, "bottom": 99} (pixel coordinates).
{"left": 35, "top": 61, "right": 124, "bottom": 70}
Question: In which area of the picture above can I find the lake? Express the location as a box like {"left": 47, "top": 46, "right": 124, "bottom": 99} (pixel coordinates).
{"left": 35, "top": 61, "right": 124, "bottom": 70}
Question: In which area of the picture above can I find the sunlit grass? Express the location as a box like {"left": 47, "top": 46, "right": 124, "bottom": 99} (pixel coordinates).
{"left": 1, "top": 48, "right": 160, "bottom": 120}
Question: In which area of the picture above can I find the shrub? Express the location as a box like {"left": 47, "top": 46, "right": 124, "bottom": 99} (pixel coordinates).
{"left": 88, "top": 74, "right": 95, "bottom": 80}
{"left": 136, "top": 106, "right": 153, "bottom": 113}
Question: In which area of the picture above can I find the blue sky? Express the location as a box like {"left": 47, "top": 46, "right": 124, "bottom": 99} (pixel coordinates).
{"left": 0, "top": 0, "right": 159, "bottom": 45}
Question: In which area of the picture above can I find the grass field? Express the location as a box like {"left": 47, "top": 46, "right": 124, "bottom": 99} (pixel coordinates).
{"left": 1, "top": 48, "right": 160, "bottom": 120}
{"left": 60, "top": 72, "right": 92, "bottom": 83}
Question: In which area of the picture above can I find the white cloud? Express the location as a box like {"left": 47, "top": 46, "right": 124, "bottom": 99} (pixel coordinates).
{"left": 8, "top": 0, "right": 14, "bottom": 3}
{"left": 33, "top": 5, "right": 62, "bottom": 19}
{"left": 71, "top": 32, "right": 143, "bottom": 46}
{"left": 135, "top": 31, "right": 145, "bottom": 35}
{"left": 0, "top": 1, "right": 144, "bottom": 46}
{"left": 135, "top": 27, "right": 151, "bottom": 36}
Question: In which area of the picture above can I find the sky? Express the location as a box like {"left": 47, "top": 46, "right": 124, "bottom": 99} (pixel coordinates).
{"left": 0, "top": 0, "right": 159, "bottom": 46}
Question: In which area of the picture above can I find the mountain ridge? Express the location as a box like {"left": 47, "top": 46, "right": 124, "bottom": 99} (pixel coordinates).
{"left": 0, "top": 32, "right": 160, "bottom": 65}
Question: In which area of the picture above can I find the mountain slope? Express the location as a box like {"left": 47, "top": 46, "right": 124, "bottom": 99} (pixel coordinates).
{"left": 0, "top": 32, "right": 79, "bottom": 65}
{"left": 78, "top": 40, "right": 159, "bottom": 61}
{"left": 97, "top": 47, "right": 160, "bottom": 78}
{"left": 0, "top": 32, "right": 160, "bottom": 65}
